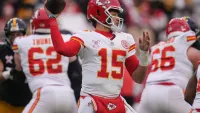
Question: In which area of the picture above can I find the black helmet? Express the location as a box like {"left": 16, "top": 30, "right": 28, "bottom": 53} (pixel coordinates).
{"left": 4, "top": 17, "right": 27, "bottom": 38}
{"left": 182, "top": 17, "right": 200, "bottom": 37}
{"left": 182, "top": 17, "right": 200, "bottom": 50}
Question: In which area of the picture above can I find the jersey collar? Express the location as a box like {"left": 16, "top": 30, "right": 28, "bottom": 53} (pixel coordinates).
{"left": 95, "top": 30, "right": 115, "bottom": 40}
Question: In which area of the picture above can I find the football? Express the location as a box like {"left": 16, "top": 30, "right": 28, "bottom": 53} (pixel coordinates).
{"left": 45, "top": 0, "right": 66, "bottom": 14}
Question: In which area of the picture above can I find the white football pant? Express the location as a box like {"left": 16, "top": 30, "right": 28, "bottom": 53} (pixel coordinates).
{"left": 22, "top": 85, "right": 77, "bottom": 113}
{"left": 137, "top": 85, "right": 191, "bottom": 113}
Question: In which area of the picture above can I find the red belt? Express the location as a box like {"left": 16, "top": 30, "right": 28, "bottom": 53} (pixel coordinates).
{"left": 196, "top": 109, "right": 200, "bottom": 112}
{"left": 156, "top": 82, "right": 175, "bottom": 86}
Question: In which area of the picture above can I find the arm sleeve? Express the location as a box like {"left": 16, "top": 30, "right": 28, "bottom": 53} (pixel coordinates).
{"left": 49, "top": 18, "right": 82, "bottom": 57}
{"left": 125, "top": 55, "right": 139, "bottom": 75}
{"left": 0, "top": 45, "right": 4, "bottom": 60}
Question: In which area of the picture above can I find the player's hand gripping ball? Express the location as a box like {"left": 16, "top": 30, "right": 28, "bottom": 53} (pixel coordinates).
{"left": 45, "top": 0, "right": 66, "bottom": 14}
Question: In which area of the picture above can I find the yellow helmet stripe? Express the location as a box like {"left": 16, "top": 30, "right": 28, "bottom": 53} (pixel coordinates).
{"left": 13, "top": 18, "right": 17, "bottom": 28}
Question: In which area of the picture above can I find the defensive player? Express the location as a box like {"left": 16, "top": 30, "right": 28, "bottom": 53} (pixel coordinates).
{"left": 137, "top": 18, "right": 200, "bottom": 113}
{"left": 45, "top": 0, "right": 150, "bottom": 112}
{"left": 0, "top": 17, "right": 32, "bottom": 113}
{"left": 13, "top": 9, "right": 77, "bottom": 113}
{"left": 184, "top": 17, "right": 200, "bottom": 113}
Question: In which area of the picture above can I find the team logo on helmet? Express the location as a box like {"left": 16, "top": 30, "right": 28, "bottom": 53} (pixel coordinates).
{"left": 96, "top": 0, "right": 110, "bottom": 6}
{"left": 10, "top": 22, "right": 19, "bottom": 31}
{"left": 168, "top": 26, "right": 172, "bottom": 32}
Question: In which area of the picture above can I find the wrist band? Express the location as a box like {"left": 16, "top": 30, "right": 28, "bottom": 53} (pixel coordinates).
{"left": 139, "top": 50, "right": 149, "bottom": 66}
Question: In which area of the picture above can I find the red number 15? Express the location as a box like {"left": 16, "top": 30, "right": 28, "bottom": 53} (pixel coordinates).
{"left": 97, "top": 48, "right": 126, "bottom": 79}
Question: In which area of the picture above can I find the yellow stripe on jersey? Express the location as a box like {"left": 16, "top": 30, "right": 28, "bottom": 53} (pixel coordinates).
{"left": 187, "top": 36, "right": 197, "bottom": 42}
{"left": 12, "top": 45, "right": 18, "bottom": 50}
{"left": 71, "top": 36, "right": 85, "bottom": 47}
{"left": 128, "top": 44, "right": 136, "bottom": 52}
{"left": 13, "top": 18, "right": 17, "bottom": 28}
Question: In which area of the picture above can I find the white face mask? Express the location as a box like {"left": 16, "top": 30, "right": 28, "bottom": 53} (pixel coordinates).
{"left": 105, "top": 6, "right": 124, "bottom": 32}
{"left": 90, "top": 6, "right": 124, "bottom": 32}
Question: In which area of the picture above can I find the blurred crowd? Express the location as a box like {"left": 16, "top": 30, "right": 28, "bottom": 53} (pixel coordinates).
{"left": 0, "top": 0, "right": 199, "bottom": 108}
{"left": 1, "top": 0, "right": 200, "bottom": 43}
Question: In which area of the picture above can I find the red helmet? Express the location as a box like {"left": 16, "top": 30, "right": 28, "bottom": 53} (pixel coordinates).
{"left": 166, "top": 18, "right": 190, "bottom": 39}
{"left": 31, "top": 8, "right": 50, "bottom": 33}
{"left": 87, "top": 0, "right": 124, "bottom": 31}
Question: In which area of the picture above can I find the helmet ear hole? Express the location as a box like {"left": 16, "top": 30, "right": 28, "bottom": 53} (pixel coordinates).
{"left": 107, "top": 18, "right": 111, "bottom": 24}
{"left": 97, "top": 9, "right": 100, "bottom": 16}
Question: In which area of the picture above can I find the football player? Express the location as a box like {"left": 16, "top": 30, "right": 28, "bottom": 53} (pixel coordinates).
{"left": 45, "top": 0, "right": 150, "bottom": 112}
{"left": 184, "top": 17, "right": 200, "bottom": 113}
{"left": 137, "top": 18, "right": 200, "bottom": 113}
{"left": 0, "top": 17, "right": 32, "bottom": 113}
{"left": 13, "top": 9, "right": 77, "bottom": 113}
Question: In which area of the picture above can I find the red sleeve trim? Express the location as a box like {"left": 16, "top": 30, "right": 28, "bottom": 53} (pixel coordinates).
{"left": 71, "top": 36, "right": 85, "bottom": 47}
{"left": 128, "top": 44, "right": 136, "bottom": 52}
{"left": 125, "top": 55, "right": 139, "bottom": 74}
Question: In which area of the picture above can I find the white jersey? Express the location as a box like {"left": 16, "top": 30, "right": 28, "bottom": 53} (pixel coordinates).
{"left": 147, "top": 31, "right": 196, "bottom": 90}
{"left": 72, "top": 30, "right": 136, "bottom": 98}
{"left": 13, "top": 34, "right": 71, "bottom": 93}
{"left": 193, "top": 63, "right": 200, "bottom": 109}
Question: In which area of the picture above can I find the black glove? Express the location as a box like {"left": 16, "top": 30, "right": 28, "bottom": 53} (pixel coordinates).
{"left": 10, "top": 68, "right": 26, "bottom": 84}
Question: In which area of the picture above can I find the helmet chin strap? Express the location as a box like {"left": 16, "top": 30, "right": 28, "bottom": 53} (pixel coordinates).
{"left": 111, "top": 25, "right": 121, "bottom": 32}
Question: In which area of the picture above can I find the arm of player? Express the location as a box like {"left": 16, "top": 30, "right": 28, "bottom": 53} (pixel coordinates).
{"left": 14, "top": 53, "right": 22, "bottom": 71}
{"left": 68, "top": 56, "right": 82, "bottom": 102}
{"left": 184, "top": 47, "right": 200, "bottom": 105}
{"left": 184, "top": 72, "right": 197, "bottom": 105}
{"left": 126, "top": 32, "right": 150, "bottom": 83}
{"left": 49, "top": 18, "right": 81, "bottom": 57}
{"left": 0, "top": 46, "right": 12, "bottom": 80}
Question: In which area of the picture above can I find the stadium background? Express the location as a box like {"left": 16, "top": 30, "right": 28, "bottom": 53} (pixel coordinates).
{"left": 0, "top": 0, "right": 199, "bottom": 110}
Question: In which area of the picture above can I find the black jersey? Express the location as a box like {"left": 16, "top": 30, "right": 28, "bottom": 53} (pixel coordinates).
{"left": 0, "top": 43, "right": 32, "bottom": 106}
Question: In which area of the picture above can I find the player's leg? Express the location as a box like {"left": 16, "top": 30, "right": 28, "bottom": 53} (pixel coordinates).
{"left": 22, "top": 87, "right": 53, "bottom": 113}
{"left": 120, "top": 96, "right": 137, "bottom": 113}
{"left": 137, "top": 86, "right": 154, "bottom": 113}
{"left": 54, "top": 85, "right": 77, "bottom": 113}
{"left": 78, "top": 96, "right": 95, "bottom": 113}
{"left": 168, "top": 85, "right": 191, "bottom": 113}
